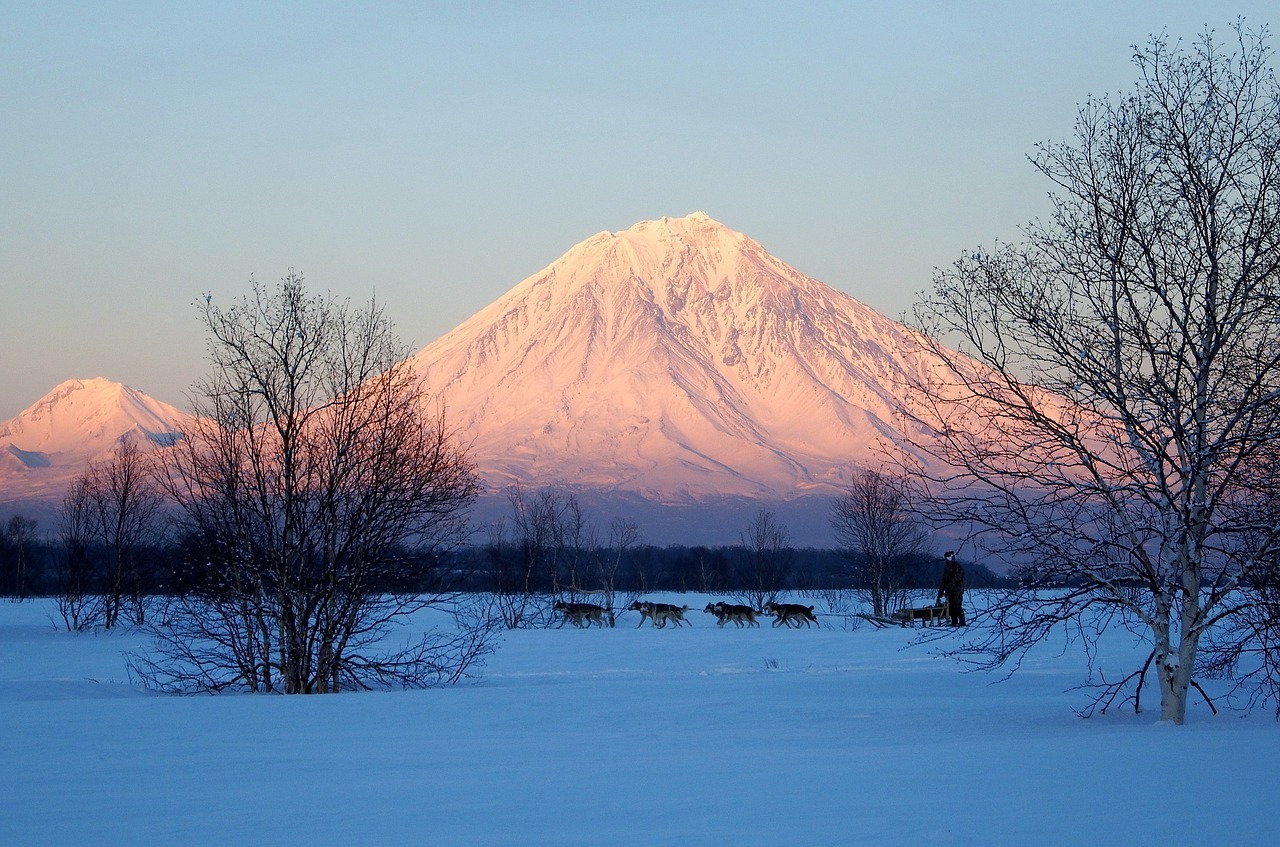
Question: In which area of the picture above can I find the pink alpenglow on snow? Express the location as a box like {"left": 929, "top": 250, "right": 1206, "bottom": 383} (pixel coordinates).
{"left": 410, "top": 212, "right": 951, "bottom": 501}
{"left": 0, "top": 377, "right": 189, "bottom": 504}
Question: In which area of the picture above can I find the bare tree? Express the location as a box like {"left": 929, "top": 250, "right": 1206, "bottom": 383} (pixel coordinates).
{"left": 736, "top": 509, "right": 792, "bottom": 611}
{"left": 565, "top": 515, "right": 637, "bottom": 625}
{"left": 507, "top": 484, "right": 569, "bottom": 593}
{"left": 138, "top": 273, "right": 491, "bottom": 693}
{"left": 555, "top": 493, "right": 597, "bottom": 595}
{"left": 905, "top": 24, "right": 1280, "bottom": 723}
{"left": 1, "top": 515, "right": 38, "bottom": 600}
{"left": 596, "top": 517, "right": 639, "bottom": 611}
{"left": 487, "top": 485, "right": 560, "bottom": 629}
{"left": 55, "top": 478, "right": 101, "bottom": 631}
{"left": 85, "top": 440, "right": 166, "bottom": 628}
{"left": 483, "top": 519, "right": 523, "bottom": 628}
{"left": 831, "top": 470, "right": 929, "bottom": 617}
{"left": 489, "top": 485, "right": 607, "bottom": 627}
{"left": 53, "top": 442, "right": 164, "bottom": 630}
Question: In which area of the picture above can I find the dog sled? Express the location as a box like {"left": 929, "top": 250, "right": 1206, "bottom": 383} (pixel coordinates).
{"left": 856, "top": 602, "right": 948, "bottom": 629}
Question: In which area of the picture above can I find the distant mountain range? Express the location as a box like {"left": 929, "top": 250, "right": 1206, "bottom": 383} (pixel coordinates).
{"left": 1, "top": 214, "right": 955, "bottom": 545}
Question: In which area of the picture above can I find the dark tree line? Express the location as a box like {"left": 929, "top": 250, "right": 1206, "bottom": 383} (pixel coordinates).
{"left": 454, "top": 536, "right": 1008, "bottom": 596}
{"left": 2, "top": 511, "right": 1008, "bottom": 601}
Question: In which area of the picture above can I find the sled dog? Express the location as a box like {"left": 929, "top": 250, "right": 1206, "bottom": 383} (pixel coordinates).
{"left": 553, "top": 600, "right": 612, "bottom": 628}
{"left": 763, "top": 601, "right": 819, "bottom": 628}
{"left": 630, "top": 600, "right": 690, "bottom": 628}
{"left": 704, "top": 601, "right": 759, "bottom": 627}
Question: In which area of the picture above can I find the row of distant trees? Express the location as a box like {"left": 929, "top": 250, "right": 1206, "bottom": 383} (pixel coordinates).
{"left": 0, "top": 477, "right": 995, "bottom": 620}
{"left": 456, "top": 483, "right": 1006, "bottom": 628}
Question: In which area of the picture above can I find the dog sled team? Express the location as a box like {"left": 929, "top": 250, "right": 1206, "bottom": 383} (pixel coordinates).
{"left": 552, "top": 597, "right": 819, "bottom": 629}
{"left": 557, "top": 552, "right": 969, "bottom": 631}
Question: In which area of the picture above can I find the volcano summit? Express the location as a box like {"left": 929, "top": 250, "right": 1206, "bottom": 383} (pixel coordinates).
{"left": 410, "top": 212, "right": 940, "bottom": 513}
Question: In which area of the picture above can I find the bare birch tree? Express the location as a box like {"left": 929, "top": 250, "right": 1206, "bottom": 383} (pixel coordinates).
{"left": 905, "top": 24, "right": 1280, "bottom": 723}
{"left": 55, "top": 478, "right": 100, "bottom": 631}
{"left": 138, "top": 273, "right": 490, "bottom": 693}
{"left": 488, "top": 485, "right": 606, "bottom": 627}
{"left": 831, "top": 470, "right": 928, "bottom": 617}
{"left": 507, "top": 485, "right": 564, "bottom": 592}
{"left": 736, "top": 509, "right": 792, "bottom": 611}
{"left": 1, "top": 515, "right": 38, "bottom": 600}
{"left": 487, "top": 484, "right": 563, "bottom": 628}
{"left": 88, "top": 440, "right": 166, "bottom": 628}
{"left": 595, "top": 517, "right": 639, "bottom": 610}
{"left": 53, "top": 441, "right": 165, "bottom": 629}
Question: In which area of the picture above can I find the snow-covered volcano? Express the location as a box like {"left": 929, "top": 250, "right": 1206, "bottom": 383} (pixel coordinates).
{"left": 0, "top": 378, "right": 190, "bottom": 506}
{"left": 0, "top": 215, "right": 954, "bottom": 544}
{"left": 411, "top": 212, "right": 940, "bottom": 502}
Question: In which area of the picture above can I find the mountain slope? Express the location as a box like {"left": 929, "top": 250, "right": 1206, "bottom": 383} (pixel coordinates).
{"left": 0, "top": 378, "right": 190, "bottom": 504}
{"left": 410, "top": 212, "right": 943, "bottom": 501}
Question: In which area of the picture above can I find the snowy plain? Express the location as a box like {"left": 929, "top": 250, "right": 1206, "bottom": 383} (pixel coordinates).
{"left": 2, "top": 593, "right": 1276, "bottom": 847}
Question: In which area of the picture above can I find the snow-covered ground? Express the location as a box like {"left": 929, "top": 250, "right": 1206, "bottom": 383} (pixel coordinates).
{"left": 1, "top": 594, "right": 1275, "bottom": 846}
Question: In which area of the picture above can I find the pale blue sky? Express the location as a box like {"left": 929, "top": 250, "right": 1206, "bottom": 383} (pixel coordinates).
{"left": 2, "top": 1, "right": 1274, "bottom": 417}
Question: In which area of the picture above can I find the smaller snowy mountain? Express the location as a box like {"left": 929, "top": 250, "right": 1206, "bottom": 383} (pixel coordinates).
{"left": 0, "top": 378, "right": 190, "bottom": 506}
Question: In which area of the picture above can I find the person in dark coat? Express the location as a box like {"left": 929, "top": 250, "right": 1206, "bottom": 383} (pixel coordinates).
{"left": 936, "top": 551, "right": 966, "bottom": 626}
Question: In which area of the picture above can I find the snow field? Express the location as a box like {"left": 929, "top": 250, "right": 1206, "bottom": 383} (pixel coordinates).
{"left": 1, "top": 595, "right": 1276, "bottom": 846}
